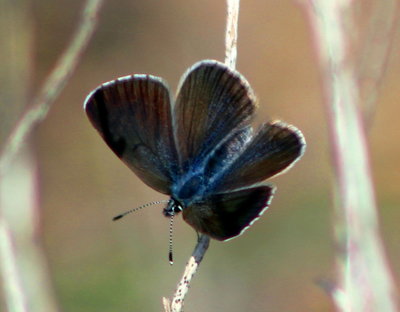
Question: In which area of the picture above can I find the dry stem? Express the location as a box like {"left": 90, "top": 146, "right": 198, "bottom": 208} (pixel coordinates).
{"left": 303, "top": 1, "right": 399, "bottom": 311}
{"left": 162, "top": 1, "right": 240, "bottom": 311}
{"left": 0, "top": 1, "right": 104, "bottom": 311}
{"left": 0, "top": 0, "right": 104, "bottom": 176}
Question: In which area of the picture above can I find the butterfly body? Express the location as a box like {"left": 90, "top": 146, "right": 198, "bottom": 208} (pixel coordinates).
{"left": 84, "top": 60, "right": 306, "bottom": 241}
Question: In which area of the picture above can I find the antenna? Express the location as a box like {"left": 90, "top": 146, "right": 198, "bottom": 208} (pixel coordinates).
{"left": 112, "top": 200, "right": 169, "bottom": 221}
{"left": 168, "top": 213, "right": 175, "bottom": 265}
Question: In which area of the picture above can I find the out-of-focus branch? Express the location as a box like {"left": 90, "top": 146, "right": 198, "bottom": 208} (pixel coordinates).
{"left": 0, "top": 146, "right": 60, "bottom": 312}
{"left": 357, "top": 0, "right": 400, "bottom": 126}
{"left": 0, "top": 0, "right": 104, "bottom": 176}
{"left": 162, "top": 1, "right": 240, "bottom": 311}
{"left": 0, "top": 1, "right": 104, "bottom": 312}
{"left": 302, "top": 1, "right": 398, "bottom": 311}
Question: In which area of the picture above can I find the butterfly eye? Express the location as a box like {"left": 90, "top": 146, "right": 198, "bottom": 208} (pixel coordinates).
{"left": 174, "top": 203, "right": 183, "bottom": 213}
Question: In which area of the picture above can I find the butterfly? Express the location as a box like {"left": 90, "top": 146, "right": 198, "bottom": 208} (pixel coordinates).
{"left": 84, "top": 60, "right": 305, "bottom": 242}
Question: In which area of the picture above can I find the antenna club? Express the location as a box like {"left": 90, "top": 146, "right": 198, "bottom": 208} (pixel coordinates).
{"left": 113, "top": 215, "right": 123, "bottom": 221}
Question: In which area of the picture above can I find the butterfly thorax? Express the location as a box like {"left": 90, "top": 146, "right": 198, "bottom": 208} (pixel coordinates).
{"left": 170, "top": 127, "right": 256, "bottom": 206}
{"left": 170, "top": 140, "right": 241, "bottom": 204}
{"left": 164, "top": 159, "right": 220, "bottom": 217}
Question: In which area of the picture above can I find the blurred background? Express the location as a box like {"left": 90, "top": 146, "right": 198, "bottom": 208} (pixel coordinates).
{"left": 1, "top": 0, "right": 399, "bottom": 311}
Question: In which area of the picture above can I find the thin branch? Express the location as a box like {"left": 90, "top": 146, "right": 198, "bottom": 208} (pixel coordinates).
{"left": 0, "top": 0, "right": 104, "bottom": 176}
{"left": 163, "top": 235, "right": 210, "bottom": 312}
{"left": 303, "top": 1, "right": 398, "bottom": 311}
{"left": 162, "top": 1, "right": 241, "bottom": 311}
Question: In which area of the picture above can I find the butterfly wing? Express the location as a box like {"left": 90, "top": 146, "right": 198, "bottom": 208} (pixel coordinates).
{"left": 213, "top": 121, "right": 306, "bottom": 193}
{"left": 182, "top": 185, "right": 275, "bottom": 241}
{"left": 174, "top": 60, "right": 256, "bottom": 170}
{"left": 84, "top": 75, "right": 179, "bottom": 194}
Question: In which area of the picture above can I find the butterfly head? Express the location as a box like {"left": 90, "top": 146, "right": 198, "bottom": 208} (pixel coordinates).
{"left": 163, "top": 198, "right": 184, "bottom": 217}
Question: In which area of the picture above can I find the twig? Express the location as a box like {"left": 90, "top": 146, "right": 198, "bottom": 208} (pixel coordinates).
{"left": 162, "top": 1, "right": 241, "bottom": 311}
{"left": 303, "top": 1, "right": 398, "bottom": 311}
{"left": 225, "top": 0, "right": 240, "bottom": 70}
{"left": 0, "top": 0, "right": 104, "bottom": 176}
{"left": 163, "top": 235, "right": 210, "bottom": 311}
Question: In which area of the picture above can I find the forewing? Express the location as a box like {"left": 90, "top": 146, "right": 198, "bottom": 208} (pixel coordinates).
{"left": 214, "top": 121, "right": 305, "bottom": 193}
{"left": 84, "top": 75, "right": 179, "bottom": 194}
{"left": 182, "top": 185, "right": 275, "bottom": 241}
{"left": 174, "top": 60, "right": 256, "bottom": 170}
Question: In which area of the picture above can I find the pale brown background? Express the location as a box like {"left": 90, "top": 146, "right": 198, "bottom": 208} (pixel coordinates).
{"left": 27, "top": 0, "right": 400, "bottom": 311}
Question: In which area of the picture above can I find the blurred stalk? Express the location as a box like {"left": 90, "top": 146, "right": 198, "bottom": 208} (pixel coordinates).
{"left": 0, "top": 146, "right": 59, "bottom": 312}
{"left": 0, "top": 2, "right": 44, "bottom": 312}
{"left": 0, "top": 0, "right": 104, "bottom": 176}
{"left": 0, "top": 0, "right": 104, "bottom": 311}
{"left": 0, "top": 0, "right": 32, "bottom": 146}
{"left": 303, "top": 0, "right": 398, "bottom": 311}
{"left": 356, "top": 0, "right": 400, "bottom": 127}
